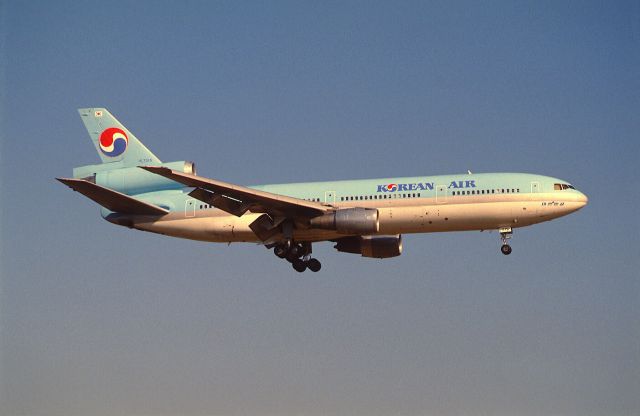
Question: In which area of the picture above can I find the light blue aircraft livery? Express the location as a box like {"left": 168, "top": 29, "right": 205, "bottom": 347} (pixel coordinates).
{"left": 58, "top": 108, "right": 588, "bottom": 272}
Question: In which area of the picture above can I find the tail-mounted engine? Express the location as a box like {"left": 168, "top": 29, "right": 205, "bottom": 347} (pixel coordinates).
{"left": 75, "top": 161, "right": 196, "bottom": 195}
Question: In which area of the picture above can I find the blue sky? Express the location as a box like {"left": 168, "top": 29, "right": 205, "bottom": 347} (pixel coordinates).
{"left": 1, "top": 1, "right": 639, "bottom": 415}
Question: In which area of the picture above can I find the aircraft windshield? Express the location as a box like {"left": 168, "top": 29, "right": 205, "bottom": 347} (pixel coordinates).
{"left": 554, "top": 183, "right": 576, "bottom": 190}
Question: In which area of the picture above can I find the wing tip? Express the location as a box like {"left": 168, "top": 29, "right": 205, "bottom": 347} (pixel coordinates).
{"left": 56, "top": 177, "right": 79, "bottom": 186}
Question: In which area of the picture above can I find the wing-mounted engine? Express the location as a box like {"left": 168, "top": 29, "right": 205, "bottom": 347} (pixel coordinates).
{"left": 334, "top": 235, "right": 403, "bottom": 258}
{"left": 309, "top": 207, "right": 379, "bottom": 234}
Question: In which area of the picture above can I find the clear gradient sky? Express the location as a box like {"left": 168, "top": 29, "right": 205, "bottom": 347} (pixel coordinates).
{"left": 1, "top": 1, "right": 639, "bottom": 415}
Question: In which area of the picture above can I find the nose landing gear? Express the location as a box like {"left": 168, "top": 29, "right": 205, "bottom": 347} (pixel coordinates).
{"left": 499, "top": 227, "right": 513, "bottom": 255}
{"left": 273, "top": 241, "right": 322, "bottom": 272}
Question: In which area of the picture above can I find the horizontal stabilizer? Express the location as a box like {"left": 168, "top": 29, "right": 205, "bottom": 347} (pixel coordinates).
{"left": 57, "top": 178, "right": 168, "bottom": 216}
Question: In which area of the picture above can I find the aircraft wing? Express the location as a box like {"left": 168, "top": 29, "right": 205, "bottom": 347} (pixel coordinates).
{"left": 57, "top": 178, "right": 169, "bottom": 216}
{"left": 140, "top": 166, "right": 331, "bottom": 218}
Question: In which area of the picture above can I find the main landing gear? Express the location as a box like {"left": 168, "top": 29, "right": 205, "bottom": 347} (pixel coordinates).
{"left": 274, "top": 241, "right": 322, "bottom": 273}
{"left": 499, "top": 227, "right": 513, "bottom": 255}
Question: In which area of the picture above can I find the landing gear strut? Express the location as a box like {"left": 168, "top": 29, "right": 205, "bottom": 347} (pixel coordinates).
{"left": 273, "top": 241, "right": 322, "bottom": 272}
{"left": 499, "top": 227, "right": 513, "bottom": 255}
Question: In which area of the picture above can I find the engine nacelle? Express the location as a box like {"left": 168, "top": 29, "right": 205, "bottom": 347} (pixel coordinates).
{"left": 334, "top": 235, "right": 403, "bottom": 258}
{"left": 83, "top": 161, "right": 195, "bottom": 195}
{"left": 309, "top": 208, "right": 379, "bottom": 234}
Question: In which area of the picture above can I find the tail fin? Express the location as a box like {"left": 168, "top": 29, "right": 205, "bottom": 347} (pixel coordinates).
{"left": 78, "top": 108, "right": 161, "bottom": 167}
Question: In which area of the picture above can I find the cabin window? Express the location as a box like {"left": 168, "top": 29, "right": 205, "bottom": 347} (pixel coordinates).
{"left": 554, "top": 184, "right": 562, "bottom": 190}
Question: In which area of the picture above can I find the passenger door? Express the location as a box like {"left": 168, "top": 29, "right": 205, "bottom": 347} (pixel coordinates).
{"left": 185, "top": 199, "right": 196, "bottom": 217}
{"left": 436, "top": 185, "right": 448, "bottom": 203}
{"left": 324, "top": 191, "right": 336, "bottom": 204}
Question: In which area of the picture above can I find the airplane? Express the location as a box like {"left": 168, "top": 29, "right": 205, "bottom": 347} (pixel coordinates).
{"left": 58, "top": 108, "right": 588, "bottom": 272}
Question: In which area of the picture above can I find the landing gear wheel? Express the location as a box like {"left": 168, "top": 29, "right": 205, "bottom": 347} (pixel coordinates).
{"left": 292, "top": 258, "right": 307, "bottom": 272}
{"left": 289, "top": 244, "right": 302, "bottom": 257}
{"left": 498, "top": 227, "right": 513, "bottom": 256}
{"left": 274, "top": 245, "right": 287, "bottom": 258}
{"left": 306, "top": 258, "right": 321, "bottom": 272}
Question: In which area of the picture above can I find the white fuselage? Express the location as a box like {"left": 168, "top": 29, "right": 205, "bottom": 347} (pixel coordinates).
{"left": 132, "top": 190, "right": 587, "bottom": 243}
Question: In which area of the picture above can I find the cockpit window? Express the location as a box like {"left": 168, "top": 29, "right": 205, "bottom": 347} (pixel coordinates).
{"left": 555, "top": 183, "right": 576, "bottom": 190}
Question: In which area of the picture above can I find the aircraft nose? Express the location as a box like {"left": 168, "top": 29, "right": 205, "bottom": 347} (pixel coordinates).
{"left": 575, "top": 191, "right": 588, "bottom": 208}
